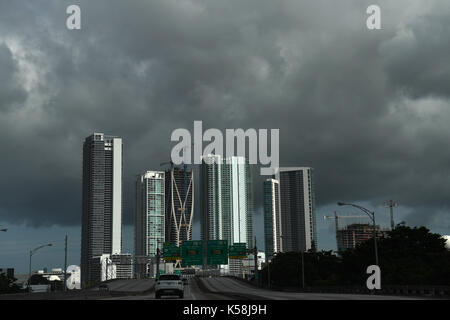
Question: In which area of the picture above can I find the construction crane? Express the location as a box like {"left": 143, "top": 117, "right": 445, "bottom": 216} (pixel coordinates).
{"left": 382, "top": 200, "right": 398, "bottom": 230}
{"left": 323, "top": 211, "right": 368, "bottom": 251}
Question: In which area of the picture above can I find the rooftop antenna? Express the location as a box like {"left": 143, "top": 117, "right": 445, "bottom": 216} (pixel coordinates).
{"left": 382, "top": 200, "right": 398, "bottom": 230}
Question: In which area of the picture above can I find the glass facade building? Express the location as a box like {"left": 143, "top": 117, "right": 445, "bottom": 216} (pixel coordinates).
{"left": 200, "top": 155, "right": 254, "bottom": 249}
{"left": 164, "top": 166, "right": 194, "bottom": 246}
{"left": 81, "top": 133, "right": 123, "bottom": 287}
{"left": 135, "top": 171, "right": 165, "bottom": 260}
{"left": 263, "top": 178, "right": 281, "bottom": 260}
{"left": 275, "top": 167, "right": 317, "bottom": 253}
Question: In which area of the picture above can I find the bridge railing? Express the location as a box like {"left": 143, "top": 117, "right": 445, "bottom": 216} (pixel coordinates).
{"left": 227, "top": 275, "right": 450, "bottom": 297}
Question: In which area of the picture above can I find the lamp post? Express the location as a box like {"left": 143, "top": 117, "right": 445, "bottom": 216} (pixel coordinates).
{"left": 280, "top": 233, "right": 305, "bottom": 289}
{"left": 337, "top": 202, "right": 378, "bottom": 266}
{"left": 301, "top": 249, "right": 305, "bottom": 290}
{"left": 267, "top": 251, "right": 279, "bottom": 289}
{"left": 254, "top": 237, "right": 258, "bottom": 283}
{"left": 28, "top": 243, "right": 53, "bottom": 291}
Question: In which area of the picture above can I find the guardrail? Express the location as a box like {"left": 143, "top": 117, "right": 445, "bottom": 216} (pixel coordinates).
{"left": 228, "top": 276, "right": 450, "bottom": 298}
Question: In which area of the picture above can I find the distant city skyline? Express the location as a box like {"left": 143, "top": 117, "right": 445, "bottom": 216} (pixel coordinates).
{"left": 2, "top": 0, "right": 450, "bottom": 275}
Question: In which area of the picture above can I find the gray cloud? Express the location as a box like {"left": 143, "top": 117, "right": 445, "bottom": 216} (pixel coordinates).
{"left": 0, "top": 43, "right": 26, "bottom": 112}
{"left": 0, "top": 0, "right": 449, "bottom": 236}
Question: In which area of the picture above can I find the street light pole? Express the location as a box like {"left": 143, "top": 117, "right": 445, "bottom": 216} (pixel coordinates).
{"left": 337, "top": 202, "right": 379, "bottom": 266}
{"left": 254, "top": 237, "right": 258, "bottom": 283}
{"left": 301, "top": 250, "right": 305, "bottom": 290}
{"left": 279, "top": 233, "right": 305, "bottom": 289}
{"left": 28, "top": 243, "right": 53, "bottom": 291}
{"left": 156, "top": 248, "right": 161, "bottom": 278}
{"left": 64, "top": 235, "right": 67, "bottom": 292}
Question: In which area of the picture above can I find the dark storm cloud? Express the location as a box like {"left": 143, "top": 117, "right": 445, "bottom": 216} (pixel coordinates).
{"left": 0, "top": 0, "right": 449, "bottom": 231}
{"left": 0, "top": 43, "right": 26, "bottom": 112}
{"left": 381, "top": 13, "right": 450, "bottom": 99}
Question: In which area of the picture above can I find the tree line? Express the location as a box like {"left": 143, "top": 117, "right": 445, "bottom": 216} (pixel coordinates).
{"left": 259, "top": 226, "right": 450, "bottom": 287}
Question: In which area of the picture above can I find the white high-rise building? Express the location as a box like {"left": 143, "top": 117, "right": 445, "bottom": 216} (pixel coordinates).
{"left": 263, "top": 178, "right": 282, "bottom": 260}
{"left": 201, "top": 155, "right": 254, "bottom": 275}
{"left": 135, "top": 171, "right": 165, "bottom": 258}
{"left": 135, "top": 171, "right": 165, "bottom": 277}
{"left": 224, "top": 156, "right": 254, "bottom": 248}
{"left": 201, "top": 155, "right": 254, "bottom": 248}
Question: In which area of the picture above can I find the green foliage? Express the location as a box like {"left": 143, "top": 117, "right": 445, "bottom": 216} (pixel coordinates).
{"left": 345, "top": 226, "right": 450, "bottom": 285}
{"left": 29, "top": 274, "right": 50, "bottom": 285}
{"left": 261, "top": 226, "right": 450, "bottom": 287}
{"left": 0, "top": 273, "right": 22, "bottom": 294}
{"left": 260, "top": 250, "right": 342, "bottom": 287}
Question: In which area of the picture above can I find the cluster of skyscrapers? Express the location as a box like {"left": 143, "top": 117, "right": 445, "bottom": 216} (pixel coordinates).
{"left": 134, "top": 166, "right": 194, "bottom": 277}
{"left": 80, "top": 133, "right": 317, "bottom": 286}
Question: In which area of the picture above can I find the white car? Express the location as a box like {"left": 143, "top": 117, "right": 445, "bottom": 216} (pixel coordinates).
{"left": 155, "top": 274, "right": 184, "bottom": 299}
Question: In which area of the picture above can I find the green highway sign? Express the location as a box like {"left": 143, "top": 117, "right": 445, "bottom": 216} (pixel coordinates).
{"left": 229, "top": 243, "right": 247, "bottom": 259}
{"left": 163, "top": 242, "right": 181, "bottom": 261}
{"left": 207, "top": 240, "right": 228, "bottom": 265}
{"left": 181, "top": 240, "right": 203, "bottom": 266}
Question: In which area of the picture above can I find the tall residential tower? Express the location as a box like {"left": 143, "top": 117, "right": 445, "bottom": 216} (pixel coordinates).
{"left": 81, "top": 133, "right": 123, "bottom": 286}
{"left": 200, "top": 155, "right": 254, "bottom": 249}
{"left": 275, "top": 167, "right": 317, "bottom": 253}
{"left": 135, "top": 171, "right": 165, "bottom": 258}
{"left": 263, "top": 178, "right": 281, "bottom": 260}
{"left": 164, "top": 166, "right": 194, "bottom": 246}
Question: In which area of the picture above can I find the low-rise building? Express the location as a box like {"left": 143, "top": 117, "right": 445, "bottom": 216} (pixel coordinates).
{"left": 337, "top": 223, "right": 389, "bottom": 251}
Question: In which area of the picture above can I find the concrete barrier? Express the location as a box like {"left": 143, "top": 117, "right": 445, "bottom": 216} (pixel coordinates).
{"left": 228, "top": 276, "right": 450, "bottom": 298}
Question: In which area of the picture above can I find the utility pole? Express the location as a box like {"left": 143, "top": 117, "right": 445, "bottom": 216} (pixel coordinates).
{"left": 202, "top": 237, "right": 207, "bottom": 276}
{"left": 156, "top": 248, "right": 161, "bottom": 278}
{"left": 64, "top": 235, "right": 67, "bottom": 292}
{"left": 253, "top": 237, "right": 258, "bottom": 284}
{"left": 105, "top": 256, "right": 108, "bottom": 281}
{"left": 301, "top": 250, "right": 305, "bottom": 290}
{"left": 382, "top": 200, "right": 398, "bottom": 230}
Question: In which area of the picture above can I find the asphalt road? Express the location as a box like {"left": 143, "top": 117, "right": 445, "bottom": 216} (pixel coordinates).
{"left": 101, "top": 277, "right": 228, "bottom": 300}
{"left": 199, "top": 277, "right": 422, "bottom": 300}
{"left": 102, "top": 277, "right": 424, "bottom": 300}
{"left": 0, "top": 276, "right": 427, "bottom": 300}
{"left": 106, "top": 279, "right": 155, "bottom": 293}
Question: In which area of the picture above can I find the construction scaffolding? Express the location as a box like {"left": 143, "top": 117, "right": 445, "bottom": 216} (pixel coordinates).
{"left": 324, "top": 212, "right": 389, "bottom": 251}
{"left": 337, "top": 223, "right": 389, "bottom": 251}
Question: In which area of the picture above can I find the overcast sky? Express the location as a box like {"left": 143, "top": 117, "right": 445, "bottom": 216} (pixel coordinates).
{"left": 1, "top": 0, "right": 450, "bottom": 273}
